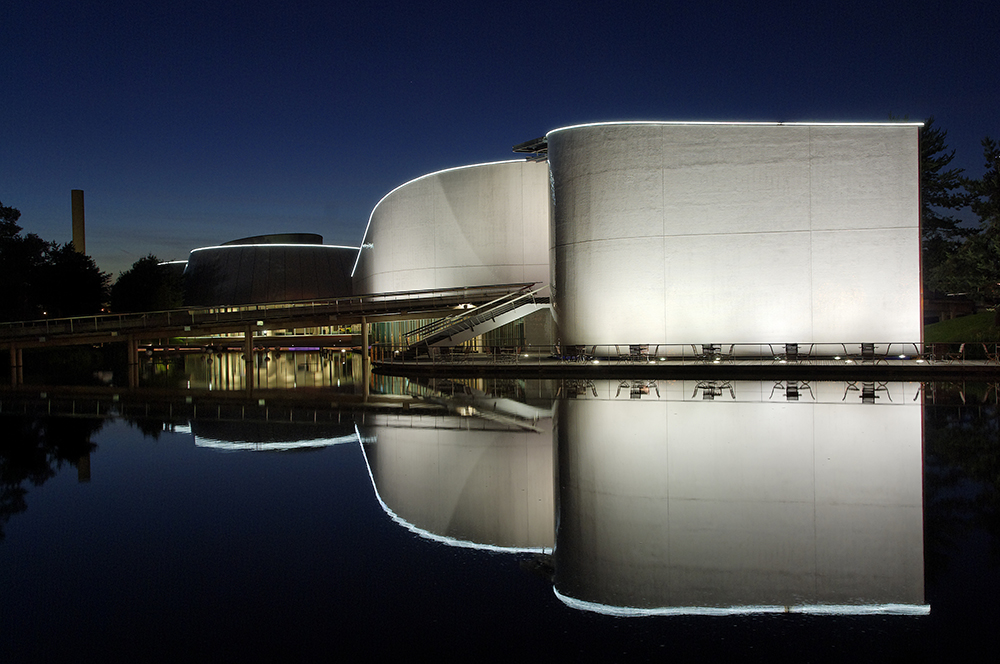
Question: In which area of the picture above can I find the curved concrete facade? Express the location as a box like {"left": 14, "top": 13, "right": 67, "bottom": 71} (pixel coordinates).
{"left": 352, "top": 160, "right": 550, "bottom": 295}
{"left": 547, "top": 122, "right": 921, "bottom": 345}
{"left": 184, "top": 240, "right": 356, "bottom": 305}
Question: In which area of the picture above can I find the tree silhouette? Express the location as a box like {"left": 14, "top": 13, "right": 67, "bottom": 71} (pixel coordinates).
{"left": 111, "top": 254, "right": 184, "bottom": 313}
{"left": 920, "top": 117, "right": 973, "bottom": 287}
{"left": 0, "top": 416, "right": 101, "bottom": 543}
{"left": 0, "top": 199, "right": 109, "bottom": 321}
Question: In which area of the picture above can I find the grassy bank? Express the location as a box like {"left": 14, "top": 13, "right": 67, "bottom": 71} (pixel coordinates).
{"left": 925, "top": 311, "right": 1000, "bottom": 343}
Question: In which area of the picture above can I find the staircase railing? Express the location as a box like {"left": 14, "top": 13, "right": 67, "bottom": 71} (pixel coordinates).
{"left": 404, "top": 285, "right": 548, "bottom": 347}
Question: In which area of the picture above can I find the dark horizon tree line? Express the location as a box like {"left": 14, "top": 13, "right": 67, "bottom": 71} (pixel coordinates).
{"left": 1, "top": 202, "right": 184, "bottom": 320}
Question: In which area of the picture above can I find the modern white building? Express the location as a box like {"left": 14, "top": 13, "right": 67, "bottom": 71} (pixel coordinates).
{"left": 352, "top": 121, "right": 922, "bottom": 346}
{"left": 548, "top": 122, "right": 922, "bottom": 346}
{"left": 352, "top": 160, "right": 550, "bottom": 295}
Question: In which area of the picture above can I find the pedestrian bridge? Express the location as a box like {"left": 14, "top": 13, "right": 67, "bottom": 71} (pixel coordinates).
{"left": 0, "top": 283, "right": 537, "bottom": 388}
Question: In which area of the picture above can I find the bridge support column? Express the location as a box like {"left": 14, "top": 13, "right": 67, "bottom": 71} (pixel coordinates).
{"left": 244, "top": 325, "right": 254, "bottom": 392}
{"left": 10, "top": 345, "right": 23, "bottom": 387}
{"left": 361, "top": 316, "right": 370, "bottom": 400}
{"left": 127, "top": 336, "right": 139, "bottom": 388}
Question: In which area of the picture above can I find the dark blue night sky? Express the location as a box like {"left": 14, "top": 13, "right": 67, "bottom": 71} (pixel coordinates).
{"left": 3, "top": 0, "right": 998, "bottom": 276}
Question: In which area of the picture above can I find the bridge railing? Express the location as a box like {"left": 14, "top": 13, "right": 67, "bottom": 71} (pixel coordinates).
{"left": 403, "top": 286, "right": 548, "bottom": 346}
{"left": 373, "top": 341, "right": 998, "bottom": 367}
{"left": 0, "top": 283, "right": 536, "bottom": 342}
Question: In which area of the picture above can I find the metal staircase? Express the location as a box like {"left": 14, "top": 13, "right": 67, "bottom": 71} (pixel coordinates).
{"left": 404, "top": 285, "right": 549, "bottom": 350}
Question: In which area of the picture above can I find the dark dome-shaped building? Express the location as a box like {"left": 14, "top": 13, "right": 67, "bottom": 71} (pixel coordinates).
{"left": 184, "top": 234, "right": 356, "bottom": 305}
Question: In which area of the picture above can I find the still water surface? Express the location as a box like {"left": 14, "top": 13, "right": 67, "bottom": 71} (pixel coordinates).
{"left": 1, "top": 378, "right": 997, "bottom": 660}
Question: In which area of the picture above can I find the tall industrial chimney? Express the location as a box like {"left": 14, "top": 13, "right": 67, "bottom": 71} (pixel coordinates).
{"left": 71, "top": 189, "right": 85, "bottom": 254}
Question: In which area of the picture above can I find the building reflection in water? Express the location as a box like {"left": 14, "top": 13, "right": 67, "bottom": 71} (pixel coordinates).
{"left": 357, "top": 393, "right": 555, "bottom": 553}
{"left": 357, "top": 378, "right": 927, "bottom": 616}
{"left": 151, "top": 376, "right": 926, "bottom": 615}
{"left": 179, "top": 350, "right": 360, "bottom": 391}
{"left": 555, "top": 379, "right": 927, "bottom": 615}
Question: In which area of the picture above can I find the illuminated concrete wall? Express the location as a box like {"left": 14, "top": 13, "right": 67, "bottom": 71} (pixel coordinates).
{"left": 359, "top": 415, "right": 554, "bottom": 551}
{"left": 548, "top": 123, "right": 921, "bottom": 345}
{"left": 554, "top": 381, "right": 925, "bottom": 612}
{"left": 352, "top": 160, "right": 550, "bottom": 295}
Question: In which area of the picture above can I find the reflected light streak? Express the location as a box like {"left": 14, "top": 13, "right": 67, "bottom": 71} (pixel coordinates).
{"left": 554, "top": 589, "right": 930, "bottom": 617}
{"left": 195, "top": 433, "right": 359, "bottom": 452}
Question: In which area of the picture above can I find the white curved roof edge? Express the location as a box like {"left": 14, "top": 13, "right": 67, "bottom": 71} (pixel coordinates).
{"left": 351, "top": 158, "right": 530, "bottom": 277}
{"left": 190, "top": 243, "right": 360, "bottom": 253}
{"left": 547, "top": 120, "right": 925, "bottom": 136}
{"left": 356, "top": 424, "right": 553, "bottom": 555}
{"left": 157, "top": 260, "right": 188, "bottom": 265}
{"left": 553, "top": 589, "right": 930, "bottom": 616}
